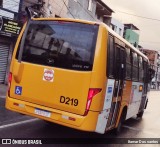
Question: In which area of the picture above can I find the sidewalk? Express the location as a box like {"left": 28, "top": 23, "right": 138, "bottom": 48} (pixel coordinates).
{"left": 0, "top": 84, "right": 8, "bottom": 98}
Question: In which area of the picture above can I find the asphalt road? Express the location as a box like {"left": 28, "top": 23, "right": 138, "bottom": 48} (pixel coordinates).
{"left": 0, "top": 91, "right": 160, "bottom": 146}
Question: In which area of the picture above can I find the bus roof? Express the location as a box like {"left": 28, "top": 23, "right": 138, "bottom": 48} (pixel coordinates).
{"left": 104, "top": 24, "right": 149, "bottom": 62}
{"left": 31, "top": 17, "right": 99, "bottom": 25}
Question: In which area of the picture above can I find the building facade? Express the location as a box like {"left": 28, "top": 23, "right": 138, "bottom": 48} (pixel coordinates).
{"left": 110, "top": 17, "right": 124, "bottom": 37}
{"left": 123, "top": 24, "right": 140, "bottom": 48}
{"left": 42, "top": 0, "right": 113, "bottom": 23}
{"left": 42, "top": 0, "right": 68, "bottom": 18}
{"left": 67, "top": 0, "right": 97, "bottom": 20}
{"left": 0, "top": 0, "right": 22, "bottom": 84}
{"left": 95, "top": 0, "right": 113, "bottom": 23}
{"left": 141, "top": 49, "right": 160, "bottom": 90}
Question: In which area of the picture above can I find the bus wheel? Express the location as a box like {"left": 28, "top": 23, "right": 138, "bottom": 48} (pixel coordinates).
{"left": 114, "top": 109, "right": 126, "bottom": 135}
{"left": 137, "top": 111, "right": 144, "bottom": 119}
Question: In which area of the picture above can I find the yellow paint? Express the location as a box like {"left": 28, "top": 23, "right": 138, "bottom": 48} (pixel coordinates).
{"left": 5, "top": 18, "right": 148, "bottom": 133}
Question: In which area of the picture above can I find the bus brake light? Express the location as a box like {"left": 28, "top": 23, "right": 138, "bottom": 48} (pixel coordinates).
{"left": 8, "top": 72, "right": 12, "bottom": 97}
{"left": 84, "top": 88, "right": 102, "bottom": 116}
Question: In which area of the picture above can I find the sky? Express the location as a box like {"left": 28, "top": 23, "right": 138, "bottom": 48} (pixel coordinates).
{"left": 103, "top": 0, "right": 160, "bottom": 51}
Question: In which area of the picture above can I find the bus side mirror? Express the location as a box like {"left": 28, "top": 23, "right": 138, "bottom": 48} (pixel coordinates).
{"left": 148, "top": 68, "right": 155, "bottom": 83}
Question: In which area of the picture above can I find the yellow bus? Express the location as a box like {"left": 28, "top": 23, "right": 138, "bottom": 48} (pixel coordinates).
{"left": 6, "top": 18, "right": 152, "bottom": 134}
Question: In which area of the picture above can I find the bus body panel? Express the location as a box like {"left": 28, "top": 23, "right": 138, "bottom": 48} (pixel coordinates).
{"left": 10, "top": 59, "right": 92, "bottom": 115}
{"left": 5, "top": 18, "right": 150, "bottom": 134}
{"left": 6, "top": 97, "right": 99, "bottom": 132}
{"left": 89, "top": 25, "right": 107, "bottom": 112}
{"left": 126, "top": 82, "right": 143, "bottom": 119}
{"left": 8, "top": 19, "right": 100, "bottom": 116}
{"left": 95, "top": 79, "right": 115, "bottom": 134}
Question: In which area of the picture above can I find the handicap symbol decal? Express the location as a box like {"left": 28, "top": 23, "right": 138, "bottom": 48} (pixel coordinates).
{"left": 15, "top": 86, "right": 22, "bottom": 95}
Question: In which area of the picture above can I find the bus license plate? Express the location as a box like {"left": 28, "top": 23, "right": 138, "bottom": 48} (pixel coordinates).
{"left": 35, "top": 108, "right": 51, "bottom": 118}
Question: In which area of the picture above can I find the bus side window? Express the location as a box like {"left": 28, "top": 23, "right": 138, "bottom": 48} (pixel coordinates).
{"left": 132, "top": 52, "right": 139, "bottom": 81}
{"left": 143, "top": 61, "right": 149, "bottom": 83}
{"left": 108, "top": 35, "right": 115, "bottom": 78}
{"left": 139, "top": 56, "right": 143, "bottom": 82}
{"left": 125, "top": 47, "right": 132, "bottom": 80}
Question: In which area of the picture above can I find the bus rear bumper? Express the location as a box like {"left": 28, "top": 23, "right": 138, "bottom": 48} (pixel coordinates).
{"left": 5, "top": 97, "right": 99, "bottom": 132}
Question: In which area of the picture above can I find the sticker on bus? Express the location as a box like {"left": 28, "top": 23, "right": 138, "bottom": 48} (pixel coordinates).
{"left": 107, "top": 87, "right": 112, "bottom": 93}
{"left": 43, "top": 69, "right": 54, "bottom": 82}
{"left": 15, "top": 86, "right": 22, "bottom": 95}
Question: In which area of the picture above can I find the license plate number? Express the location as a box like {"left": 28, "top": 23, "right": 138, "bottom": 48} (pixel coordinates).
{"left": 35, "top": 108, "right": 51, "bottom": 118}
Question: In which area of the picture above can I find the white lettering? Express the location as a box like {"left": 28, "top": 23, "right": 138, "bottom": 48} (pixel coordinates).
{"left": 44, "top": 73, "right": 53, "bottom": 77}
{"left": 147, "top": 140, "right": 158, "bottom": 144}
{"left": 28, "top": 140, "right": 42, "bottom": 144}
{"left": 128, "top": 140, "right": 138, "bottom": 144}
{"left": 139, "top": 140, "right": 146, "bottom": 144}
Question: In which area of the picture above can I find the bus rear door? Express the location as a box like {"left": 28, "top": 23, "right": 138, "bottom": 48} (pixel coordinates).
{"left": 106, "top": 45, "right": 126, "bottom": 130}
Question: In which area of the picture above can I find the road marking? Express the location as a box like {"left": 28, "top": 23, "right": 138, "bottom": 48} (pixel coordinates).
{"left": 0, "top": 118, "right": 39, "bottom": 129}
{"left": 123, "top": 125, "right": 142, "bottom": 131}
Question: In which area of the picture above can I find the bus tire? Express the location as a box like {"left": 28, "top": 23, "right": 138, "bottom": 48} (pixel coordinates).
{"left": 114, "top": 108, "right": 127, "bottom": 135}
{"left": 137, "top": 111, "right": 144, "bottom": 119}
{"left": 144, "top": 99, "right": 148, "bottom": 109}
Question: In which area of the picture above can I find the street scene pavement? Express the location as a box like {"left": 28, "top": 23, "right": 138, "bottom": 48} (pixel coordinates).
{"left": 0, "top": 84, "right": 160, "bottom": 146}
{"left": 0, "top": 84, "right": 33, "bottom": 127}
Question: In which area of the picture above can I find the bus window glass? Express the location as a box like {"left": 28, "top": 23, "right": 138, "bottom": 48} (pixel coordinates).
{"left": 126, "top": 48, "right": 131, "bottom": 79}
{"left": 133, "top": 52, "right": 138, "bottom": 65}
{"left": 139, "top": 56, "right": 143, "bottom": 68}
{"left": 143, "top": 61, "right": 149, "bottom": 83}
{"left": 126, "top": 48, "right": 131, "bottom": 63}
{"left": 108, "top": 35, "right": 114, "bottom": 77}
{"left": 139, "top": 56, "right": 143, "bottom": 81}
{"left": 17, "top": 21, "right": 98, "bottom": 71}
{"left": 132, "top": 52, "right": 138, "bottom": 81}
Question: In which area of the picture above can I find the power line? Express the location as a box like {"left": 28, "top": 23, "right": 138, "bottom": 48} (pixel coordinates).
{"left": 76, "top": 1, "right": 97, "bottom": 21}
{"left": 115, "top": 10, "right": 160, "bottom": 22}
{"left": 58, "top": 0, "right": 65, "bottom": 16}
{"left": 48, "top": 0, "right": 67, "bottom": 17}
{"left": 52, "top": 0, "right": 65, "bottom": 9}
{"left": 63, "top": 0, "right": 75, "bottom": 19}
{"left": 140, "top": 41, "right": 160, "bottom": 44}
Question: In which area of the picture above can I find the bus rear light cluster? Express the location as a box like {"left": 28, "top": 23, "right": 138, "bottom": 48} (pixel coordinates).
{"left": 62, "top": 115, "right": 76, "bottom": 121}
{"left": 84, "top": 88, "right": 102, "bottom": 116}
{"left": 13, "top": 103, "right": 25, "bottom": 108}
{"left": 8, "top": 72, "right": 12, "bottom": 97}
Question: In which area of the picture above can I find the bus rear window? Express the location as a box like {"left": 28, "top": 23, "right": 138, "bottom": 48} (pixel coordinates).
{"left": 17, "top": 21, "right": 98, "bottom": 71}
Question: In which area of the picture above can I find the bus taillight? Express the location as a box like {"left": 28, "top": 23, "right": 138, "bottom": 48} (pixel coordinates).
{"left": 8, "top": 72, "right": 12, "bottom": 97}
{"left": 84, "top": 88, "right": 102, "bottom": 116}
